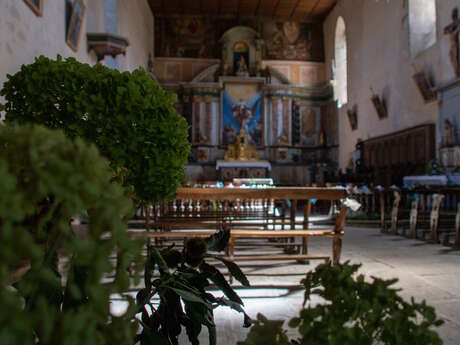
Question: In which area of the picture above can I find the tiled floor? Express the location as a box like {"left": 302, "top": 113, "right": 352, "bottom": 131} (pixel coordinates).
{"left": 116, "top": 226, "right": 460, "bottom": 345}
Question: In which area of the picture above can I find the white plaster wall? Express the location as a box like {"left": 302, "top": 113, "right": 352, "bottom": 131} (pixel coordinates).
{"left": 0, "top": 0, "right": 154, "bottom": 92}
{"left": 0, "top": 0, "right": 97, "bottom": 92}
{"left": 324, "top": 0, "right": 459, "bottom": 170}
{"left": 117, "top": 0, "right": 154, "bottom": 72}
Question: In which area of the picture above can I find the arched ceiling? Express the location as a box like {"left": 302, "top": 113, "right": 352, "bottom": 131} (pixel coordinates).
{"left": 147, "top": 0, "right": 337, "bottom": 22}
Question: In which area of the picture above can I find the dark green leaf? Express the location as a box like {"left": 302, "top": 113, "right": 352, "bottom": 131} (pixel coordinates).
{"left": 200, "top": 262, "right": 243, "bottom": 305}
{"left": 209, "top": 255, "right": 250, "bottom": 287}
{"left": 205, "top": 228, "right": 230, "bottom": 252}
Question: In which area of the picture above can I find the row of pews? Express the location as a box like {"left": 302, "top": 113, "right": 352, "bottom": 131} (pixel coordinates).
{"left": 130, "top": 187, "right": 348, "bottom": 264}
{"left": 380, "top": 189, "right": 460, "bottom": 247}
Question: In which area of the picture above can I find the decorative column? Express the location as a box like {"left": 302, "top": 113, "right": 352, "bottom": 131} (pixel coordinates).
{"left": 183, "top": 95, "right": 192, "bottom": 143}
{"left": 292, "top": 99, "right": 301, "bottom": 146}
{"left": 271, "top": 97, "right": 280, "bottom": 144}
{"left": 204, "top": 96, "right": 212, "bottom": 145}
{"left": 281, "top": 97, "right": 291, "bottom": 145}
{"left": 193, "top": 96, "right": 201, "bottom": 144}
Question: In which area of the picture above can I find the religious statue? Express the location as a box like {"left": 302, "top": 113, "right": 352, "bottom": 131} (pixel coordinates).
{"left": 444, "top": 119, "right": 454, "bottom": 147}
{"left": 236, "top": 56, "right": 248, "bottom": 75}
{"left": 224, "top": 129, "right": 259, "bottom": 161}
{"left": 444, "top": 8, "right": 460, "bottom": 77}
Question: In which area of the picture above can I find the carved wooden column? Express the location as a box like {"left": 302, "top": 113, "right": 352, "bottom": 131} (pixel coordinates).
{"left": 204, "top": 96, "right": 212, "bottom": 145}
{"left": 281, "top": 97, "right": 291, "bottom": 144}
{"left": 292, "top": 99, "right": 301, "bottom": 146}
{"left": 193, "top": 95, "right": 201, "bottom": 144}
{"left": 271, "top": 97, "right": 280, "bottom": 144}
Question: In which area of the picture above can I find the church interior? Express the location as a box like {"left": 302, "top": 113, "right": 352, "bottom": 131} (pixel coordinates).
{"left": 1, "top": 1, "right": 460, "bottom": 344}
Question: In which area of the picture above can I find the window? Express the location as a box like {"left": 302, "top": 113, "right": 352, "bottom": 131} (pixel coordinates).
{"left": 408, "top": 0, "right": 437, "bottom": 57}
{"left": 334, "top": 16, "right": 347, "bottom": 108}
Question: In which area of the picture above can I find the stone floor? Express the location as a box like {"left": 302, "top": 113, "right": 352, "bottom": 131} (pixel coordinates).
{"left": 115, "top": 226, "right": 460, "bottom": 345}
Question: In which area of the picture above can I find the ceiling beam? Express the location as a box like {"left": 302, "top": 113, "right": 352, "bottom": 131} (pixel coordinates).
{"left": 307, "top": 0, "right": 321, "bottom": 19}
{"left": 290, "top": 0, "right": 302, "bottom": 19}
{"left": 254, "top": 0, "right": 262, "bottom": 16}
{"left": 272, "top": 0, "right": 281, "bottom": 18}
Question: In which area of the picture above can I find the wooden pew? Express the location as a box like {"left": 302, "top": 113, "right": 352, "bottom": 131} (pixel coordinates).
{"left": 441, "top": 203, "right": 460, "bottom": 247}
{"left": 133, "top": 187, "right": 347, "bottom": 264}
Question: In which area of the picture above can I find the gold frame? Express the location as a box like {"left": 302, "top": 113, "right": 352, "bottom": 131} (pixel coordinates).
{"left": 66, "top": 0, "right": 86, "bottom": 52}
{"left": 24, "top": 0, "right": 43, "bottom": 17}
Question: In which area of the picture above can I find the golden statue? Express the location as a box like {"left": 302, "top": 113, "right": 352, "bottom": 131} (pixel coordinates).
{"left": 224, "top": 129, "right": 259, "bottom": 161}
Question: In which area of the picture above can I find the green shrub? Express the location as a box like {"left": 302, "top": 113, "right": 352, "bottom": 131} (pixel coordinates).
{"left": 1, "top": 55, "right": 190, "bottom": 205}
{"left": 137, "top": 229, "right": 251, "bottom": 345}
{"left": 0, "top": 125, "right": 143, "bottom": 345}
{"left": 240, "top": 261, "right": 443, "bottom": 345}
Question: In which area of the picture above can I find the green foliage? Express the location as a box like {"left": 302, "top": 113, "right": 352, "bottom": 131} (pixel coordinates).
{"left": 136, "top": 229, "right": 251, "bottom": 345}
{"left": 0, "top": 125, "right": 143, "bottom": 345}
{"left": 240, "top": 261, "right": 444, "bottom": 345}
{"left": 1, "top": 55, "right": 191, "bottom": 205}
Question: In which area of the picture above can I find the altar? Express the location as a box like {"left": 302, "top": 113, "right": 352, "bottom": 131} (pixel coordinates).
{"left": 216, "top": 160, "right": 271, "bottom": 180}
{"left": 152, "top": 20, "right": 337, "bottom": 185}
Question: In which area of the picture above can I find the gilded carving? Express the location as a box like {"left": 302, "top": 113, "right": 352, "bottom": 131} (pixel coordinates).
{"left": 224, "top": 129, "right": 259, "bottom": 161}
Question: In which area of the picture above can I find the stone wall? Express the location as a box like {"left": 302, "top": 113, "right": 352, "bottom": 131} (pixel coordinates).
{"left": 0, "top": 0, "right": 153, "bottom": 93}
{"left": 323, "top": 0, "right": 459, "bottom": 170}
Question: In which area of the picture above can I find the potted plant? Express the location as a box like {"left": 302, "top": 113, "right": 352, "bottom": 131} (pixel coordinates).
{"left": 0, "top": 125, "right": 143, "bottom": 345}
{"left": 1, "top": 55, "right": 190, "bottom": 208}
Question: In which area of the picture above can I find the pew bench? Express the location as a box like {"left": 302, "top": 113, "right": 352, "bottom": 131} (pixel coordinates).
{"left": 134, "top": 187, "right": 348, "bottom": 265}
{"left": 130, "top": 227, "right": 341, "bottom": 264}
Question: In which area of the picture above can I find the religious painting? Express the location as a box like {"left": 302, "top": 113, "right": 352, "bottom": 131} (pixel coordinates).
{"left": 412, "top": 71, "right": 436, "bottom": 103}
{"left": 347, "top": 105, "right": 358, "bottom": 131}
{"left": 221, "top": 81, "right": 263, "bottom": 146}
{"left": 370, "top": 92, "right": 387, "bottom": 119}
{"left": 66, "top": 0, "right": 86, "bottom": 52}
{"left": 301, "top": 107, "right": 317, "bottom": 145}
{"left": 261, "top": 21, "right": 324, "bottom": 61}
{"left": 155, "top": 16, "right": 217, "bottom": 58}
{"left": 155, "top": 16, "right": 324, "bottom": 62}
{"left": 24, "top": 0, "right": 43, "bottom": 16}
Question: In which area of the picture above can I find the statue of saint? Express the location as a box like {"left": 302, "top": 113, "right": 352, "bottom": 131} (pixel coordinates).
{"left": 236, "top": 56, "right": 248, "bottom": 74}
{"left": 445, "top": 119, "right": 454, "bottom": 147}
{"left": 444, "top": 8, "right": 460, "bottom": 77}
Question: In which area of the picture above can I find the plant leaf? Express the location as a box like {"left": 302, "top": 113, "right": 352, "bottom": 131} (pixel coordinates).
{"left": 208, "top": 255, "right": 250, "bottom": 287}
{"left": 169, "top": 287, "right": 211, "bottom": 308}
{"left": 200, "top": 262, "right": 243, "bottom": 305}
{"left": 205, "top": 228, "right": 230, "bottom": 252}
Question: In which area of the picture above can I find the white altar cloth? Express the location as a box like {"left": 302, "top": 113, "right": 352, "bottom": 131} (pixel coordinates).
{"left": 216, "top": 160, "right": 272, "bottom": 171}
{"left": 403, "top": 175, "right": 448, "bottom": 188}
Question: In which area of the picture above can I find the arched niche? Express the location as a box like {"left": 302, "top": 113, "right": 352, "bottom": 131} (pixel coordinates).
{"left": 220, "top": 26, "right": 262, "bottom": 75}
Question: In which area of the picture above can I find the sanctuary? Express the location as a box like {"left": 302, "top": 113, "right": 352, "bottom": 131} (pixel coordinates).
{"left": 151, "top": 19, "right": 337, "bottom": 185}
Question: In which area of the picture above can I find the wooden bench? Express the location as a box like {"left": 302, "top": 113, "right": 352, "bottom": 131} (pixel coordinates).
{"left": 133, "top": 187, "right": 347, "bottom": 264}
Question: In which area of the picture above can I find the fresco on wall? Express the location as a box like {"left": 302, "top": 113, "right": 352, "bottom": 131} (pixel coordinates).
{"left": 155, "top": 16, "right": 217, "bottom": 58}
{"left": 155, "top": 16, "right": 324, "bottom": 62}
{"left": 262, "top": 21, "right": 317, "bottom": 61}
{"left": 222, "top": 83, "right": 263, "bottom": 146}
